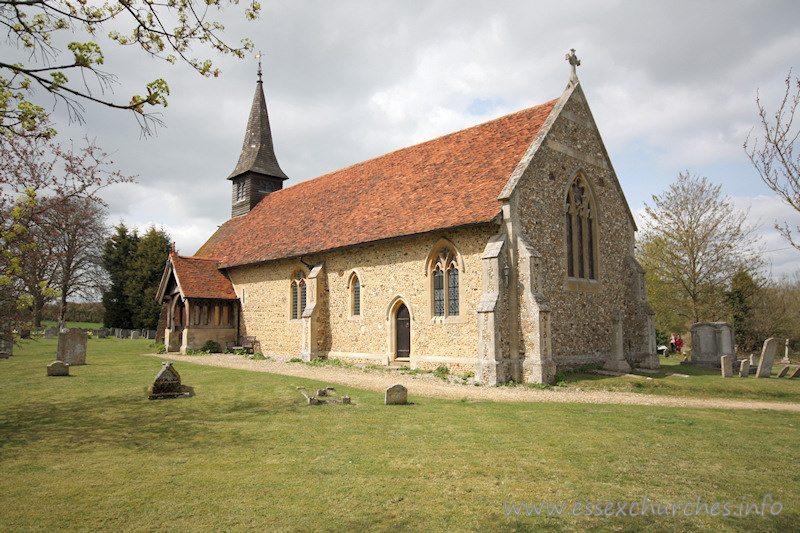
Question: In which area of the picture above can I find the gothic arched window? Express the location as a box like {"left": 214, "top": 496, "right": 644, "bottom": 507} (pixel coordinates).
{"left": 565, "top": 175, "right": 597, "bottom": 280}
{"left": 291, "top": 271, "right": 306, "bottom": 319}
{"left": 431, "top": 248, "right": 460, "bottom": 317}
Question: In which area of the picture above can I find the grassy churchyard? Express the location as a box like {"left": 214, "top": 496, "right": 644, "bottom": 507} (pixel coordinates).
{"left": 1, "top": 337, "right": 799, "bottom": 531}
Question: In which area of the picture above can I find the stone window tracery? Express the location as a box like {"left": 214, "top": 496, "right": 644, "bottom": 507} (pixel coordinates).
{"left": 565, "top": 175, "right": 597, "bottom": 280}
{"left": 431, "top": 248, "right": 460, "bottom": 317}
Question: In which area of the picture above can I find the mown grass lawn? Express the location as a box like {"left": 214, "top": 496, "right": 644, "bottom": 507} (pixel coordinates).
{"left": 2, "top": 338, "right": 798, "bottom": 532}
{"left": 558, "top": 354, "right": 800, "bottom": 403}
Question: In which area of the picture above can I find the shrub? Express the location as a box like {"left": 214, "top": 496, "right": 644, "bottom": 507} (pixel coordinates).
{"left": 201, "top": 340, "right": 221, "bottom": 353}
{"left": 433, "top": 365, "right": 449, "bottom": 379}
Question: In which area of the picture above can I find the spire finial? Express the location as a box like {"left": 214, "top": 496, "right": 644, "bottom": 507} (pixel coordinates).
{"left": 565, "top": 48, "right": 580, "bottom": 82}
{"left": 255, "top": 51, "right": 263, "bottom": 83}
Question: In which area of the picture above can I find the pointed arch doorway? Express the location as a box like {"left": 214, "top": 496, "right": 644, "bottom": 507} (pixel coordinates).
{"left": 395, "top": 303, "right": 411, "bottom": 361}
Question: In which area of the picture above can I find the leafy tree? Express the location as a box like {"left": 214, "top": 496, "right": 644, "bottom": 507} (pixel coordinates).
{"left": 0, "top": 0, "right": 259, "bottom": 137}
{"left": 636, "top": 172, "right": 764, "bottom": 328}
{"left": 125, "top": 226, "right": 170, "bottom": 329}
{"left": 0, "top": 119, "right": 132, "bottom": 332}
{"left": 745, "top": 70, "right": 800, "bottom": 250}
{"left": 101, "top": 223, "right": 139, "bottom": 328}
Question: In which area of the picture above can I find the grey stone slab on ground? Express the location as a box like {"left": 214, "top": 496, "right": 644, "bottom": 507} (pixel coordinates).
{"left": 47, "top": 360, "right": 69, "bottom": 376}
{"left": 57, "top": 328, "right": 87, "bottom": 366}
{"left": 721, "top": 355, "right": 733, "bottom": 378}
{"left": 739, "top": 359, "right": 750, "bottom": 378}
{"left": 385, "top": 384, "right": 408, "bottom": 405}
{"left": 756, "top": 338, "right": 777, "bottom": 378}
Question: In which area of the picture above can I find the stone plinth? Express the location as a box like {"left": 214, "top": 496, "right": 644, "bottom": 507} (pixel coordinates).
{"left": 56, "top": 328, "right": 87, "bottom": 365}
{"left": 148, "top": 362, "right": 185, "bottom": 399}
{"left": 682, "top": 322, "right": 736, "bottom": 369}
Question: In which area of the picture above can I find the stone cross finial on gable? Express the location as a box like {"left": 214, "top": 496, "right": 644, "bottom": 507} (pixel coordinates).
{"left": 566, "top": 48, "right": 580, "bottom": 82}
{"left": 256, "top": 51, "right": 263, "bottom": 83}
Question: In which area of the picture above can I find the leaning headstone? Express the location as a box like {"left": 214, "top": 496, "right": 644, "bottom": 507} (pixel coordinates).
{"left": 47, "top": 360, "right": 70, "bottom": 376}
{"left": 56, "top": 328, "right": 87, "bottom": 366}
{"left": 756, "top": 338, "right": 777, "bottom": 378}
{"left": 781, "top": 339, "right": 791, "bottom": 364}
{"left": 385, "top": 384, "right": 408, "bottom": 405}
{"left": 720, "top": 355, "right": 733, "bottom": 378}
{"left": 739, "top": 359, "right": 750, "bottom": 378}
{"left": 44, "top": 327, "right": 58, "bottom": 339}
{"left": 148, "top": 362, "right": 186, "bottom": 399}
{"left": 789, "top": 367, "right": 800, "bottom": 379}
{"left": 130, "top": 330, "right": 140, "bottom": 340}
{"left": 777, "top": 366, "right": 791, "bottom": 378}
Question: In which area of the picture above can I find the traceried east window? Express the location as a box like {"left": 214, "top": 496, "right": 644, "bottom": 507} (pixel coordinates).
{"left": 291, "top": 271, "right": 306, "bottom": 319}
{"left": 431, "top": 247, "right": 460, "bottom": 318}
{"left": 565, "top": 175, "right": 597, "bottom": 280}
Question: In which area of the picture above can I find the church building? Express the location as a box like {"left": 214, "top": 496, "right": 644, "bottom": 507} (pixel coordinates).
{"left": 156, "top": 51, "right": 657, "bottom": 384}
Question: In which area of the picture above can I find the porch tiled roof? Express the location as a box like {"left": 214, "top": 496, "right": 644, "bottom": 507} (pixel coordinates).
{"left": 171, "top": 254, "right": 238, "bottom": 300}
{"left": 197, "top": 100, "right": 558, "bottom": 268}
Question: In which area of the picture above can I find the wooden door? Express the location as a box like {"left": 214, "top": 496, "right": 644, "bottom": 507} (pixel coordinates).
{"left": 395, "top": 304, "right": 410, "bottom": 359}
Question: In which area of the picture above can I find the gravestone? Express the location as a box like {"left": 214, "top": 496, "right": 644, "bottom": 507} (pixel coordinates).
{"left": 720, "top": 355, "right": 733, "bottom": 378}
{"left": 44, "top": 327, "right": 58, "bottom": 339}
{"left": 20, "top": 328, "right": 31, "bottom": 339}
{"left": 148, "top": 362, "right": 185, "bottom": 399}
{"left": 56, "top": 328, "right": 87, "bottom": 366}
{"left": 603, "top": 313, "right": 631, "bottom": 373}
{"left": 47, "top": 360, "right": 69, "bottom": 376}
{"left": 130, "top": 331, "right": 140, "bottom": 340}
{"left": 777, "top": 366, "right": 791, "bottom": 378}
{"left": 781, "top": 339, "right": 791, "bottom": 364}
{"left": 683, "top": 322, "right": 736, "bottom": 369}
{"left": 738, "top": 359, "right": 750, "bottom": 378}
{"left": 750, "top": 354, "right": 758, "bottom": 367}
{"left": 0, "top": 331, "right": 12, "bottom": 359}
{"left": 385, "top": 384, "right": 408, "bottom": 405}
{"left": 146, "top": 330, "right": 157, "bottom": 340}
{"left": 98, "top": 328, "right": 109, "bottom": 339}
{"left": 756, "top": 338, "right": 777, "bottom": 378}
{"left": 790, "top": 367, "right": 800, "bottom": 379}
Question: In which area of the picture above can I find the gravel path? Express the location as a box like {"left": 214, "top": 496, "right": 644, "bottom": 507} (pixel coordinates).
{"left": 144, "top": 353, "right": 800, "bottom": 412}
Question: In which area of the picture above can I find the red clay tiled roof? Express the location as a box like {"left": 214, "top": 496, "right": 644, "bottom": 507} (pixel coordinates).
{"left": 197, "top": 100, "right": 558, "bottom": 268}
{"left": 171, "top": 254, "right": 238, "bottom": 299}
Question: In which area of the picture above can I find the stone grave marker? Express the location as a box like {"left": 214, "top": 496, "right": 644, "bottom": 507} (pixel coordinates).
{"left": 146, "top": 330, "right": 156, "bottom": 340}
{"left": 385, "top": 384, "right": 408, "bottom": 405}
{"left": 57, "top": 328, "right": 87, "bottom": 366}
{"left": 603, "top": 313, "right": 631, "bottom": 373}
{"left": 47, "top": 360, "right": 69, "bottom": 376}
{"left": 781, "top": 339, "right": 791, "bottom": 364}
{"left": 756, "top": 338, "right": 777, "bottom": 378}
{"left": 98, "top": 328, "right": 109, "bottom": 339}
{"left": 43, "top": 327, "right": 58, "bottom": 339}
{"left": 777, "top": 366, "right": 791, "bottom": 378}
{"left": 738, "top": 359, "right": 750, "bottom": 378}
{"left": 130, "top": 330, "right": 140, "bottom": 340}
{"left": 0, "top": 331, "right": 12, "bottom": 359}
{"left": 683, "top": 322, "right": 736, "bottom": 369}
{"left": 790, "top": 367, "right": 800, "bottom": 379}
{"left": 148, "top": 362, "right": 187, "bottom": 399}
{"left": 750, "top": 354, "right": 758, "bottom": 367}
{"left": 720, "top": 355, "right": 733, "bottom": 378}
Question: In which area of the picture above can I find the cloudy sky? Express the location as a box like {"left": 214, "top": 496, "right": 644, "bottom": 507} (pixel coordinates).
{"left": 36, "top": 0, "right": 800, "bottom": 277}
